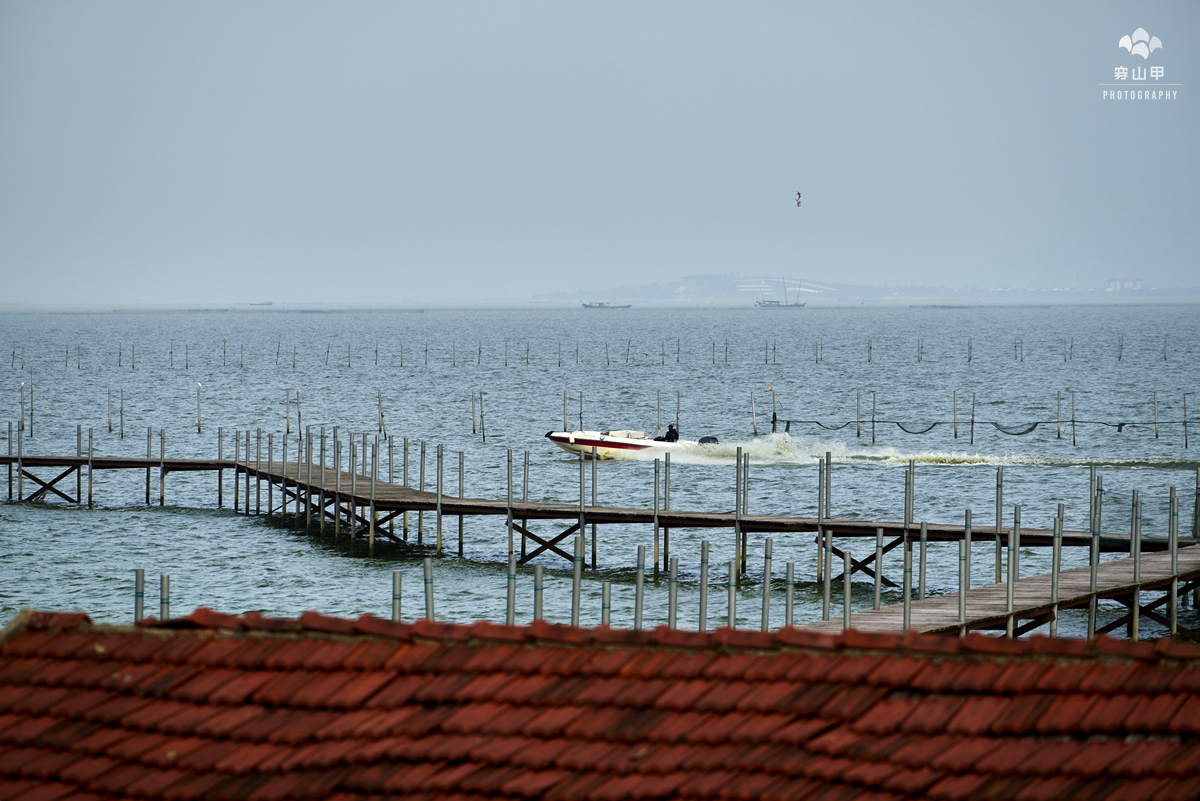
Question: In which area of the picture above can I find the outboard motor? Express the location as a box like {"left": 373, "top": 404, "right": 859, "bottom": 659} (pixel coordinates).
{"left": 698, "top": 436, "right": 719, "bottom": 444}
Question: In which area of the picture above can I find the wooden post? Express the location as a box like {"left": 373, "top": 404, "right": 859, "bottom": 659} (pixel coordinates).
{"left": 87, "top": 428, "right": 93, "bottom": 507}
{"left": 16, "top": 428, "right": 22, "bottom": 501}
{"left": 6, "top": 421, "right": 10, "bottom": 501}
{"left": 234, "top": 430, "right": 240, "bottom": 512}
{"left": 348, "top": 438, "right": 355, "bottom": 536}
{"left": 902, "top": 536, "right": 911, "bottom": 630}
{"left": 953, "top": 390, "right": 958, "bottom": 439}
{"left": 698, "top": 540, "right": 709, "bottom": 632}
{"left": 573, "top": 537, "right": 585, "bottom": 627}
{"left": 751, "top": 391, "right": 757, "bottom": 435}
{"left": 423, "top": 558, "right": 434, "bottom": 620}
{"left": 872, "top": 391, "right": 876, "bottom": 444}
{"left": 1154, "top": 392, "right": 1159, "bottom": 439}
{"left": 217, "top": 427, "right": 223, "bottom": 508}
{"left": 958, "top": 538, "right": 967, "bottom": 635}
{"left": 601, "top": 580, "right": 610, "bottom": 625}
{"left": 521, "top": 450, "right": 529, "bottom": 558}
{"left": 1056, "top": 391, "right": 1061, "bottom": 439}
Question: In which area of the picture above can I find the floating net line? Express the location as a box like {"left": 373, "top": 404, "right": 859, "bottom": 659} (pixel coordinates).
{"left": 777, "top": 418, "right": 1192, "bottom": 437}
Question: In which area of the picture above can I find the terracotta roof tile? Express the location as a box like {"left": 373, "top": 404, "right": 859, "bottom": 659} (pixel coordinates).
{"left": 900, "top": 696, "right": 966, "bottom": 733}
{"left": 852, "top": 698, "right": 919, "bottom": 733}
{"left": 1033, "top": 694, "right": 1098, "bottom": 734}
{"left": 945, "top": 695, "right": 1011, "bottom": 735}
{"left": 864, "top": 657, "right": 924, "bottom": 688}
{"left": 660, "top": 652, "right": 718, "bottom": 679}
{"left": 1078, "top": 693, "right": 1144, "bottom": 732}
{"left": 7, "top": 609, "right": 1200, "bottom": 801}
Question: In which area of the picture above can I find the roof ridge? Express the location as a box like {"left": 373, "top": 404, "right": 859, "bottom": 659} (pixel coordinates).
{"left": 8, "top": 606, "right": 1198, "bottom": 664}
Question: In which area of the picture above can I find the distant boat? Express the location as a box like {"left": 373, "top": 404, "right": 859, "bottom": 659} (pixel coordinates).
{"left": 248, "top": 301, "right": 273, "bottom": 306}
{"left": 582, "top": 302, "right": 631, "bottom": 309}
{"left": 756, "top": 277, "right": 805, "bottom": 308}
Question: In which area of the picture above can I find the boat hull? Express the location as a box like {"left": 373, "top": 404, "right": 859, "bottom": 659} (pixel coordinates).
{"left": 545, "top": 431, "right": 699, "bottom": 459}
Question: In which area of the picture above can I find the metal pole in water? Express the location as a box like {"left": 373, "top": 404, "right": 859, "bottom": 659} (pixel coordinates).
{"left": 734, "top": 448, "right": 742, "bottom": 579}
{"left": 134, "top": 569, "right": 144, "bottom": 623}
{"left": 1170, "top": 488, "right": 1178, "bottom": 637}
{"left": 995, "top": 467, "right": 1003, "bottom": 584}
{"left": 435, "top": 444, "right": 443, "bottom": 557}
{"left": 392, "top": 573, "right": 401, "bottom": 622}
{"left": 533, "top": 565, "right": 544, "bottom": 621}
{"left": 601, "top": 581, "right": 610, "bottom": 626}
{"left": 742, "top": 454, "right": 750, "bottom": 572}
{"left": 506, "top": 448, "right": 513, "bottom": 554}
{"left": 727, "top": 560, "right": 737, "bottom": 628}
{"left": 268, "top": 434, "right": 274, "bottom": 518}
{"left": 874, "top": 528, "right": 883, "bottom": 610}
{"left": 958, "top": 538, "right": 967, "bottom": 636}
{"left": 591, "top": 447, "right": 597, "bottom": 569}
{"left": 506, "top": 553, "right": 516, "bottom": 626}
{"left": 785, "top": 562, "right": 795, "bottom": 626}
{"left": 919, "top": 521, "right": 928, "bottom": 601}
{"left": 668, "top": 557, "right": 678, "bottom": 629}
{"left": 634, "top": 544, "right": 645, "bottom": 630}
{"left": 1132, "top": 492, "right": 1141, "bottom": 641}
{"left": 1088, "top": 478, "right": 1101, "bottom": 639}
{"left": 761, "top": 538, "right": 772, "bottom": 632}
{"left": 159, "top": 574, "right": 169, "bottom": 621}
{"left": 423, "top": 557, "right": 434, "bottom": 621}
{"left": 1006, "top": 505, "right": 1019, "bottom": 638}
{"left": 822, "top": 527, "right": 832, "bottom": 621}
{"left": 653, "top": 459, "right": 660, "bottom": 579}
{"left": 1050, "top": 504, "right": 1063, "bottom": 637}
{"left": 843, "top": 551, "right": 852, "bottom": 630}
{"left": 572, "top": 536, "right": 584, "bottom": 626}
{"left": 370, "top": 441, "right": 378, "bottom": 557}
{"left": 459, "top": 451, "right": 465, "bottom": 557}
{"left": 902, "top": 537, "right": 912, "bottom": 630}
{"left": 87, "top": 428, "right": 93, "bottom": 507}
{"left": 699, "top": 540, "right": 709, "bottom": 632}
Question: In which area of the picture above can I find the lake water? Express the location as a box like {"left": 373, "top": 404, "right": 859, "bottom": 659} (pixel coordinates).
{"left": 2, "top": 303, "right": 1198, "bottom": 639}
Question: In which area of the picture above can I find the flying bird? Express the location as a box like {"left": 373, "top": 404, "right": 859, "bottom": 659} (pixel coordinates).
{"left": 795, "top": 192, "right": 802, "bottom": 207}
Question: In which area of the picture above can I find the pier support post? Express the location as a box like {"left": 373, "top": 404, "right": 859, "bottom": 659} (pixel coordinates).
{"left": 785, "top": 561, "right": 795, "bottom": 626}
{"left": 761, "top": 539, "right": 772, "bottom": 632}
{"left": 392, "top": 572, "right": 401, "bottom": 622}
{"left": 668, "top": 557, "right": 678, "bottom": 629}
{"left": 699, "top": 540, "right": 709, "bottom": 633}
{"left": 634, "top": 544, "right": 645, "bottom": 630}
{"left": 532, "top": 565, "right": 543, "bottom": 621}
{"left": 134, "top": 569, "right": 144, "bottom": 623}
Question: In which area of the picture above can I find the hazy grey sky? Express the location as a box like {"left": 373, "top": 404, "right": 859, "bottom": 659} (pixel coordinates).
{"left": 1, "top": 2, "right": 1196, "bottom": 303}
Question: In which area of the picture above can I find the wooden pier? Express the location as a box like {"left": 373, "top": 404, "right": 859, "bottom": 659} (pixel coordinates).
{"left": 6, "top": 451, "right": 1200, "bottom": 641}
{"left": 4, "top": 453, "right": 1192, "bottom": 561}
{"left": 803, "top": 546, "right": 1200, "bottom": 640}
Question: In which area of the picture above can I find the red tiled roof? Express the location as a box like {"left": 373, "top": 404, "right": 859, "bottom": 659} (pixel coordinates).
{"left": 4, "top": 609, "right": 1200, "bottom": 801}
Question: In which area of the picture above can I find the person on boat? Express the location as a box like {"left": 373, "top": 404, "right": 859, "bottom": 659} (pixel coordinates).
{"left": 664, "top": 424, "right": 678, "bottom": 442}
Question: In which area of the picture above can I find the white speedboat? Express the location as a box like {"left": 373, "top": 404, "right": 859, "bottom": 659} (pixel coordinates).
{"left": 545, "top": 429, "right": 717, "bottom": 459}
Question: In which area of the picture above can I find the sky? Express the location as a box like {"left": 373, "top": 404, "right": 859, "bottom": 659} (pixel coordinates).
{"left": 0, "top": 1, "right": 1196, "bottom": 304}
